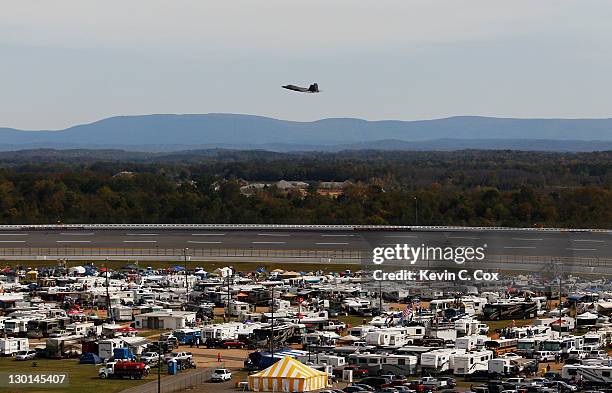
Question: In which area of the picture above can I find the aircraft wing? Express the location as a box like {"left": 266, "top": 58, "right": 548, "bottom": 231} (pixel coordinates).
{"left": 282, "top": 85, "right": 309, "bottom": 92}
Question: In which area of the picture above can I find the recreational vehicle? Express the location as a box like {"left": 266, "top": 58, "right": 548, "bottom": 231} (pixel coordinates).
{"left": 421, "top": 348, "right": 465, "bottom": 372}
{"left": 561, "top": 364, "right": 612, "bottom": 385}
{"left": 453, "top": 349, "right": 494, "bottom": 375}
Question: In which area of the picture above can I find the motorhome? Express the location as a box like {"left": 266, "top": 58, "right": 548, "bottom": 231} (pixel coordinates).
{"left": 172, "top": 328, "right": 201, "bottom": 345}
{"left": 4, "top": 318, "right": 35, "bottom": 336}
{"left": 483, "top": 301, "right": 537, "bottom": 321}
{"left": 583, "top": 332, "right": 605, "bottom": 351}
{"left": 541, "top": 336, "right": 583, "bottom": 356}
{"left": 201, "top": 323, "right": 240, "bottom": 343}
{"left": 516, "top": 335, "right": 549, "bottom": 357}
{"left": 453, "top": 349, "right": 494, "bottom": 375}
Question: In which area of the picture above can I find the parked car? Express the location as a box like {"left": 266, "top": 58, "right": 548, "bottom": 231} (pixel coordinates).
{"left": 210, "top": 368, "right": 232, "bottom": 382}
{"left": 221, "top": 340, "right": 246, "bottom": 349}
{"left": 343, "top": 386, "right": 371, "bottom": 393}
{"left": 164, "top": 351, "right": 192, "bottom": 363}
{"left": 15, "top": 350, "right": 36, "bottom": 361}
{"left": 543, "top": 372, "right": 562, "bottom": 382}
{"left": 381, "top": 375, "right": 408, "bottom": 387}
{"left": 352, "top": 384, "right": 374, "bottom": 392}
{"left": 546, "top": 381, "right": 578, "bottom": 392}
{"left": 438, "top": 377, "right": 457, "bottom": 388}
{"left": 140, "top": 352, "right": 159, "bottom": 365}
{"left": 343, "top": 365, "right": 369, "bottom": 378}
{"left": 534, "top": 351, "right": 556, "bottom": 362}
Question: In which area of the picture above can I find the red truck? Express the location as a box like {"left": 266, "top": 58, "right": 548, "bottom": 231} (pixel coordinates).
{"left": 99, "top": 361, "right": 150, "bottom": 379}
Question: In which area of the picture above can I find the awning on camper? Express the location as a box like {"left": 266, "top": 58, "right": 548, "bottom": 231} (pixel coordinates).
{"left": 248, "top": 356, "right": 327, "bottom": 392}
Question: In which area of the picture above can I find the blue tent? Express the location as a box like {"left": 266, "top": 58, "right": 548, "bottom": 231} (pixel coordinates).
{"left": 80, "top": 352, "right": 103, "bottom": 364}
{"left": 173, "top": 265, "right": 185, "bottom": 272}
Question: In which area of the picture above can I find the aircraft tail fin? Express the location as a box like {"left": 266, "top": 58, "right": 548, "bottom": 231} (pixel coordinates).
{"left": 308, "top": 83, "right": 319, "bottom": 92}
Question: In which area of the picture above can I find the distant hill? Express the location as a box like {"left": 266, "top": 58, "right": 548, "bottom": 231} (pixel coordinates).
{"left": 1, "top": 114, "right": 611, "bottom": 151}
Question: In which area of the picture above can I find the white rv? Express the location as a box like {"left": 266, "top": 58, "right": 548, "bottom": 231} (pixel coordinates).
{"left": 0, "top": 337, "right": 29, "bottom": 356}
{"left": 421, "top": 348, "right": 465, "bottom": 372}
{"left": 98, "top": 338, "right": 124, "bottom": 360}
{"left": 452, "top": 349, "right": 494, "bottom": 375}
{"left": 562, "top": 364, "right": 612, "bottom": 384}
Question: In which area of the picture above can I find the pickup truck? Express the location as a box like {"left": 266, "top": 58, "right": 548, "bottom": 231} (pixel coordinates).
{"left": 211, "top": 368, "right": 232, "bottom": 382}
{"left": 221, "top": 340, "right": 246, "bottom": 349}
{"left": 322, "top": 321, "right": 347, "bottom": 331}
{"left": 164, "top": 351, "right": 192, "bottom": 363}
{"left": 140, "top": 352, "right": 160, "bottom": 365}
{"left": 421, "top": 377, "right": 446, "bottom": 390}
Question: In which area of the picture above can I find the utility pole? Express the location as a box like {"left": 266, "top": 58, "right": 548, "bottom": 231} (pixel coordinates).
{"left": 226, "top": 267, "right": 233, "bottom": 322}
{"left": 414, "top": 196, "right": 418, "bottom": 226}
{"left": 184, "top": 247, "right": 189, "bottom": 302}
{"left": 270, "top": 286, "right": 274, "bottom": 357}
{"left": 157, "top": 347, "right": 161, "bottom": 393}
{"left": 554, "top": 262, "right": 563, "bottom": 322}
{"left": 105, "top": 265, "right": 112, "bottom": 322}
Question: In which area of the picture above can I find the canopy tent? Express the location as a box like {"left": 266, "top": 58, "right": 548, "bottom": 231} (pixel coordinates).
{"left": 248, "top": 356, "right": 328, "bottom": 392}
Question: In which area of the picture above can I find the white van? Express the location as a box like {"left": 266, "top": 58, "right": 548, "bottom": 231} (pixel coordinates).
{"left": 535, "top": 351, "right": 556, "bottom": 362}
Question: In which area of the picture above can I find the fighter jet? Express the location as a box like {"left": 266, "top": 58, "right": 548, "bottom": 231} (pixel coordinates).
{"left": 282, "top": 83, "right": 320, "bottom": 93}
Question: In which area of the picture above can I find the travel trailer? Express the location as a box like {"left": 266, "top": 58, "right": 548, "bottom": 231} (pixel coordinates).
{"left": 421, "top": 348, "right": 465, "bottom": 372}
{"left": 98, "top": 338, "right": 124, "bottom": 360}
{"left": 455, "top": 335, "right": 488, "bottom": 351}
{"left": 562, "top": 364, "right": 612, "bottom": 385}
{"left": 347, "top": 352, "right": 418, "bottom": 375}
{"left": 0, "top": 337, "right": 29, "bottom": 356}
{"left": 453, "top": 349, "right": 494, "bottom": 375}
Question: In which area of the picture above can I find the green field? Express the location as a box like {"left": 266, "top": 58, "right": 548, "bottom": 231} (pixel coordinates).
{"left": 0, "top": 358, "right": 157, "bottom": 393}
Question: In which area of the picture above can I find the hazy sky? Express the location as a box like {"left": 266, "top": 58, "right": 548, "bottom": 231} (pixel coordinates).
{"left": 2, "top": 0, "right": 612, "bottom": 129}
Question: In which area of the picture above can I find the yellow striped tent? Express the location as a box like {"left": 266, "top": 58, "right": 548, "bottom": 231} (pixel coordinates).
{"left": 248, "top": 356, "right": 328, "bottom": 392}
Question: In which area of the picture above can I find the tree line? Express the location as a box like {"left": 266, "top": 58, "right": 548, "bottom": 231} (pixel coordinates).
{"left": 0, "top": 150, "right": 609, "bottom": 228}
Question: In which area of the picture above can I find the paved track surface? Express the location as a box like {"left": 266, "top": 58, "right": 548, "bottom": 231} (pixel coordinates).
{"left": 0, "top": 228, "right": 609, "bottom": 258}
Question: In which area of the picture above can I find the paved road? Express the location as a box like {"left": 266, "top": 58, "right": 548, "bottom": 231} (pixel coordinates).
{"left": 0, "top": 228, "right": 609, "bottom": 258}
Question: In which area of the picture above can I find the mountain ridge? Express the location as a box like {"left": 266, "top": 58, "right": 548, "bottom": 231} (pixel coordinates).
{"left": 1, "top": 114, "right": 611, "bottom": 151}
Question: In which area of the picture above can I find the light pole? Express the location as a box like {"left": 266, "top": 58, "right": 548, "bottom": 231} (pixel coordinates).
{"left": 157, "top": 347, "right": 161, "bottom": 393}
{"left": 226, "top": 266, "right": 233, "bottom": 322}
{"left": 270, "top": 286, "right": 274, "bottom": 358}
{"left": 184, "top": 248, "right": 189, "bottom": 301}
